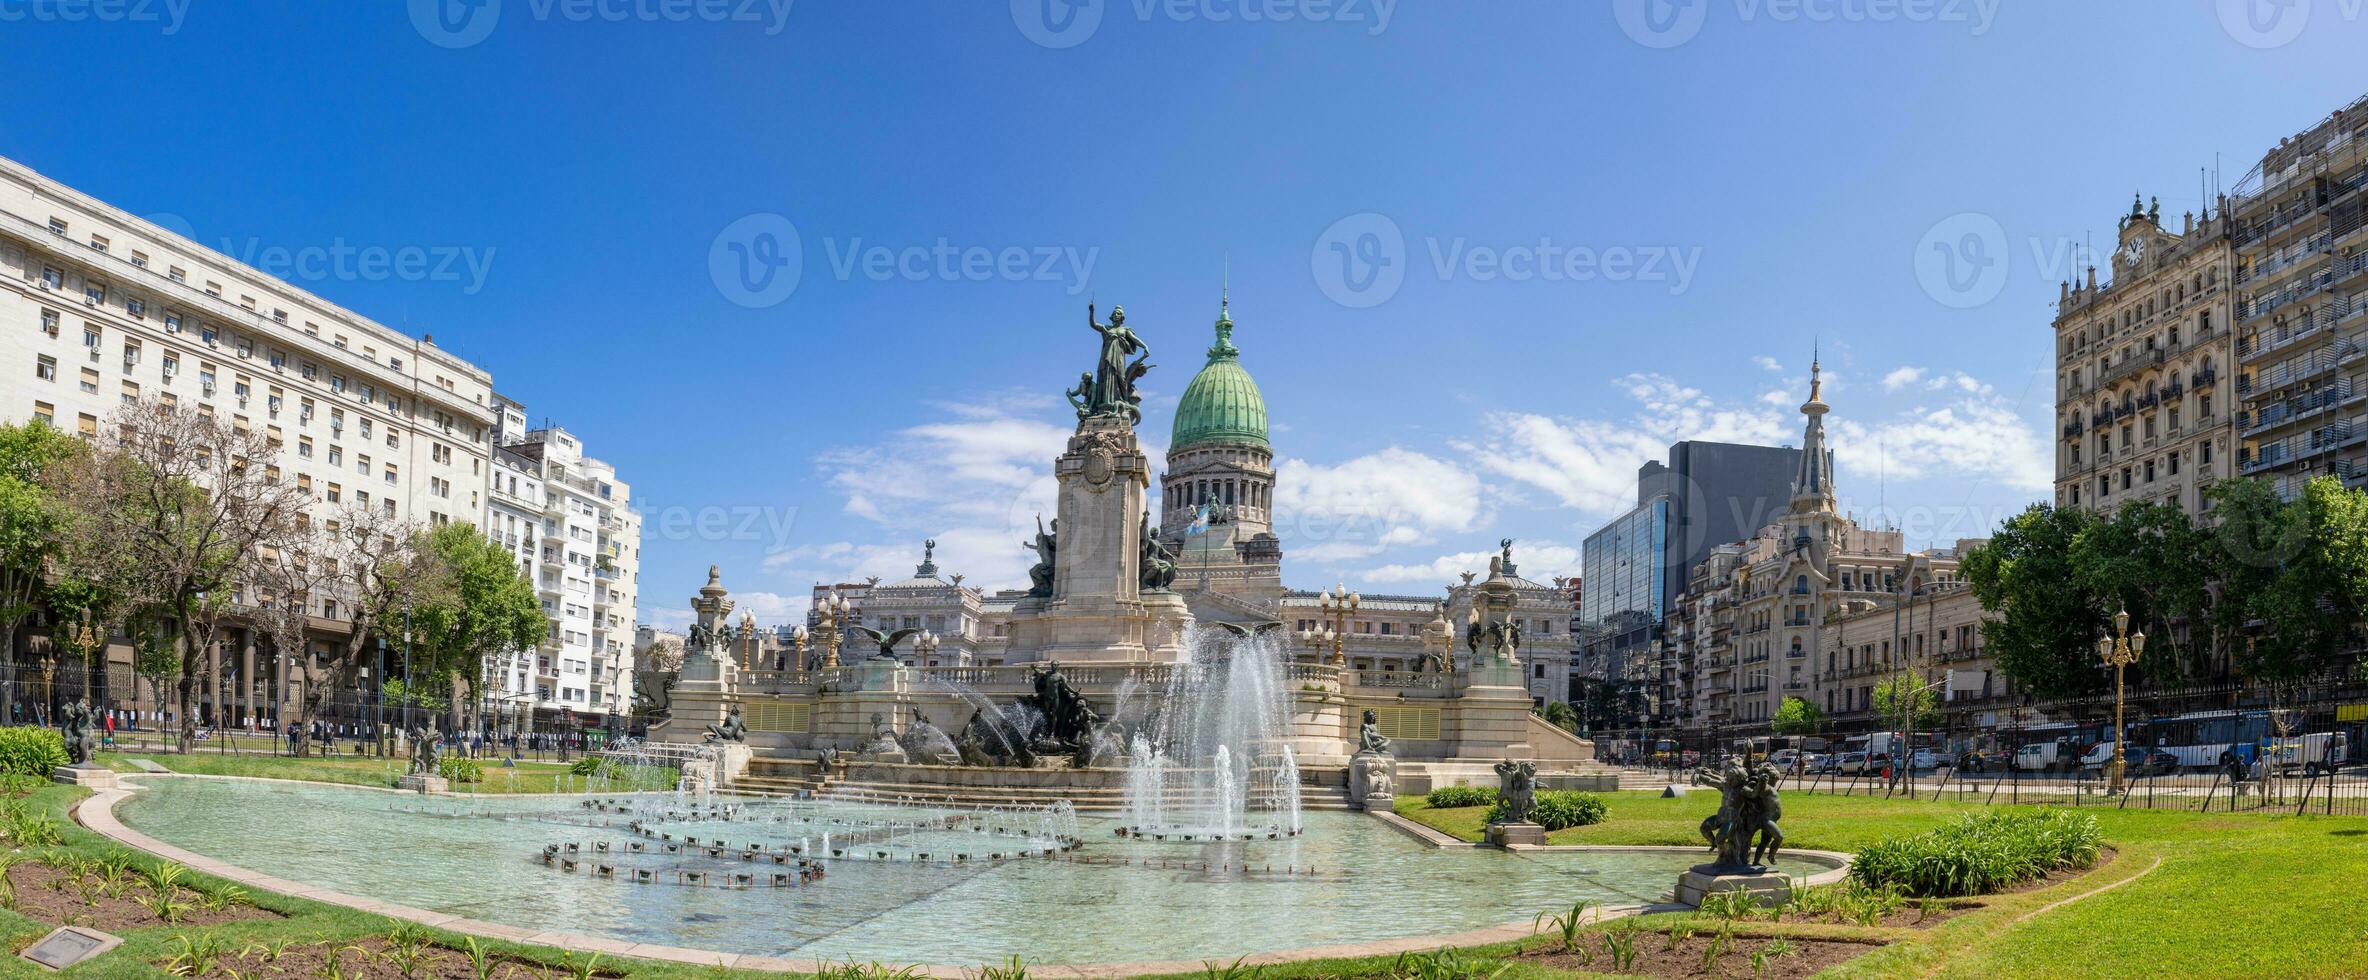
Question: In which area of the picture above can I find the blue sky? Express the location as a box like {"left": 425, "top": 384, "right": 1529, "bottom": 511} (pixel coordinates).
{"left": 3, "top": 1, "right": 2363, "bottom": 626}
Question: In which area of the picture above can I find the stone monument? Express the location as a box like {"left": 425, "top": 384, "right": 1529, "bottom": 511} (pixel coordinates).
{"left": 1675, "top": 754, "right": 1792, "bottom": 906}
{"left": 1484, "top": 758, "right": 1544, "bottom": 847}
{"left": 1349, "top": 709, "right": 1398, "bottom": 812}
{"left": 1006, "top": 305, "right": 1194, "bottom": 663}
{"left": 51, "top": 700, "right": 117, "bottom": 789}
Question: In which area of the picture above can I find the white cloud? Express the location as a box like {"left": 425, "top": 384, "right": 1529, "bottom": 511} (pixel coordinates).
{"left": 1363, "top": 541, "right": 1581, "bottom": 585}
{"left": 1753, "top": 356, "right": 1784, "bottom": 372}
{"left": 1881, "top": 366, "right": 1927, "bottom": 391}
{"left": 1460, "top": 374, "right": 1792, "bottom": 516}
{"left": 1832, "top": 396, "right": 2051, "bottom": 494}
{"left": 1273, "top": 449, "right": 1486, "bottom": 562}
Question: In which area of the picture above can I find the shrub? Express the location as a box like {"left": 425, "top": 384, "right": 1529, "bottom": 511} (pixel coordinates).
{"left": 570, "top": 756, "right": 625, "bottom": 780}
{"left": 437, "top": 757, "right": 484, "bottom": 784}
{"left": 0, "top": 727, "right": 68, "bottom": 777}
{"left": 1487, "top": 790, "right": 1608, "bottom": 830}
{"left": 1850, "top": 809, "right": 2102, "bottom": 897}
{"left": 1424, "top": 786, "right": 1494, "bottom": 809}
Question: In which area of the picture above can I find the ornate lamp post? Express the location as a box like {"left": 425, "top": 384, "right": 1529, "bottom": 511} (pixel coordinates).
{"left": 1318, "top": 583, "right": 1359, "bottom": 668}
{"left": 63, "top": 611, "right": 103, "bottom": 726}
{"left": 815, "top": 592, "right": 849, "bottom": 669}
{"left": 914, "top": 630, "right": 940, "bottom": 666}
{"left": 1299, "top": 623, "right": 1337, "bottom": 667}
{"left": 788, "top": 625, "right": 809, "bottom": 673}
{"left": 2094, "top": 609, "right": 2145, "bottom": 794}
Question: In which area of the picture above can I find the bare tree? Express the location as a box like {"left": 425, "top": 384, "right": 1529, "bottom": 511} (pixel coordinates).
{"left": 641, "top": 633, "right": 686, "bottom": 674}
{"left": 251, "top": 536, "right": 337, "bottom": 753}
{"left": 69, "top": 401, "right": 308, "bottom": 752}
{"left": 291, "top": 503, "right": 451, "bottom": 757}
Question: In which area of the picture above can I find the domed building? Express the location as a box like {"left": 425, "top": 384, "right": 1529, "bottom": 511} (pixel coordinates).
{"left": 1160, "top": 296, "right": 1287, "bottom": 621}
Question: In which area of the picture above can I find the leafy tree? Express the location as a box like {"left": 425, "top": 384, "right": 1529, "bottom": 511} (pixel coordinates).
{"left": 2209, "top": 477, "right": 2363, "bottom": 681}
{"left": 1871, "top": 673, "right": 1939, "bottom": 729}
{"left": 0, "top": 421, "right": 87, "bottom": 670}
{"left": 2070, "top": 500, "right": 2215, "bottom": 681}
{"left": 1962, "top": 504, "right": 2109, "bottom": 701}
{"left": 1770, "top": 695, "right": 1824, "bottom": 736}
{"left": 410, "top": 523, "right": 543, "bottom": 731}
{"left": 1538, "top": 700, "right": 1579, "bottom": 733}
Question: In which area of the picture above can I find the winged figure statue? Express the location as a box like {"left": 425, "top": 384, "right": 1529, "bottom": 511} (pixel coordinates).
{"left": 845, "top": 625, "right": 922, "bottom": 661}
{"left": 1211, "top": 621, "right": 1286, "bottom": 638}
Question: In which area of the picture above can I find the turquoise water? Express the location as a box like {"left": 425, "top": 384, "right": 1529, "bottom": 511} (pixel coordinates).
{"left": 115, "top": 777, "right": 1756, "bottom": 965}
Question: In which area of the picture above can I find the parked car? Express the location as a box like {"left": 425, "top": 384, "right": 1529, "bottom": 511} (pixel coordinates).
{"left": 1909, "top": 749, "right": 1937, "bottom": 771}
{"left": 2080, "top": 742, "right": 2176, "bottom": 776}
{"left": 1835, "top": 750, "right": 1870, "bottom": 775}
{"left": 1805, "top": 752, "right": 1834, "bottom": 773}
{"left": 1953, "top": 749, "right": 2009, "bottom": 773}
{"left": 1768, "top": 749, "right": 1801, "bottom": 771}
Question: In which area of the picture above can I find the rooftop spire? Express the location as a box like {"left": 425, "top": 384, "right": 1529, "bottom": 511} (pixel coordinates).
{"left": 1792, "top": 347, "right": 1834, "bottom": 511}
{"left": 1209, "top": 288, "right": 1239, "bottom": 359}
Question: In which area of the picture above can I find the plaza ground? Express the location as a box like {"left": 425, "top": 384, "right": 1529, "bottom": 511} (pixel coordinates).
{"left": 0, "top": 760, "right": 2360, "bottom": 978}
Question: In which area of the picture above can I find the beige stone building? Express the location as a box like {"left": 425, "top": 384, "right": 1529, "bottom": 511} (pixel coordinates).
{"left": 2053, "top": 194, "right": 2235, "bottom": 516}
{"left": 2230, "top": 94, "right": 2368, "bottom": 497}
{"left": 1670, "top": 359, "right": 1990, "bottom": 734}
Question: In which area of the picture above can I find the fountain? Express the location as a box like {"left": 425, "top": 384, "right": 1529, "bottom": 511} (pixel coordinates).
{"left": 1118, "top": 624, "right": 1302, "bottom": 840}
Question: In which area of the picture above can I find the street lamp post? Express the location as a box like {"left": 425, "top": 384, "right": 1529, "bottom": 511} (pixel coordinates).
{"left": 1318, "top": 583, "right": 1359, "bottom": 668}
{"left": 914, "top": 630, "right": 940, "bottom": 666}
{"left": 816, "top": 592, "right": 848, "bottom": 669}
{"left": 2095, "top": 608, "right": 2145, "bottom": 794}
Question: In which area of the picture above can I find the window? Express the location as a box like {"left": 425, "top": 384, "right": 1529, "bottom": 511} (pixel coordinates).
{"left": 130, "top": 251, "right": 148, "bottom": 269}
{"left": 78, "top": 369, "right": 98, "bottom": 394}
{"left": 163, "top": 312, "right": 182, "bottom": 334}
{"left": 47, "top": 218, "right": 65, "bottom": 236}
{"left": 31, "top": 402, "right": 53, "bottom": 424}
{"left": 168, "top": 266, "right": 185, "bottom": 284}
{"left": 125, "top": 297, "right": 145, "bottom": 318}
{"left": 83, "top": 282, "right": 105, "bottom": 306}
{"left": 82, "top": 326, "right": 100, "bottom": 349}
{"left": 76, "top": 414, "right": 96, "bottom": 439}
{"left": 298, "top": 437, "right": 313, "bottom": 458}
{"left": 35, "top": 356, "right": 56, "bottom": 382}
{"left": 39, "top": 309, "right": 59, "bottom": 337}
{"left": 119, "top": 381, "right": 138, "bottom": 405}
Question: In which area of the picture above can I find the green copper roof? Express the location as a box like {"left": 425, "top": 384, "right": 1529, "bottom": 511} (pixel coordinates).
{"left": 1170, "top": 297, "right": 1270, "bottom": 451}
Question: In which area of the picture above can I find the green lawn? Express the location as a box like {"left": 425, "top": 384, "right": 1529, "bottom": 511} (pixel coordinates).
{"left": 1396, "top": 791, "right": 2368, "bottom": 978}
{"left": 101, "top": 752, "right": 678, "bottom": 794}
{"left": 2, "top": 763, "right": 2357, "bottom": 978}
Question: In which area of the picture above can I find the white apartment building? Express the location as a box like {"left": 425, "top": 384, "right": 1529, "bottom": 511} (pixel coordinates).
{"left": 484, "top": 396, "right": 642, "bottom": 727}
{"left": 0, "top": 155, "right": 497, "bottom": 536}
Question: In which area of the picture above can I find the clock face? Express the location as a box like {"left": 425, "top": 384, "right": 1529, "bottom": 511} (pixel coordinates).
{"left": 2121, "top": 237, "right": 2148, "bottom": 265}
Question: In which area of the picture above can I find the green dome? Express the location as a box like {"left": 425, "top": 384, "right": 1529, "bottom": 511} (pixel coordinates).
{"left": 1170, "top": 299, "right": 1270, "bottom": 451}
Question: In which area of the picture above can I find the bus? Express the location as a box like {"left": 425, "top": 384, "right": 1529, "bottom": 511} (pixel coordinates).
{"left": 2147, "top": 710, "right": 2273, "bottom": 770}
{"left": 2010, "top": 723, "right": 2087, "bottom": 772}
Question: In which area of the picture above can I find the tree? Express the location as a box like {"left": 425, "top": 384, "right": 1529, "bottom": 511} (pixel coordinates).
{"left": 66, "top": 402, "right": 309, "bottom": 752}
{"left": 410, "top": 523, "right": 542, "bottom": 733}
{"left": 1871, "top": 673, "right": 1939, "bottom": 729}
{"left": 1962, "top": 503, "right": 2110, "bottom": 701}
{"left": 1771, "top": 695, "right": 1824, "bottom": 736}
{"left": 2070, "top": 500, "right": 2216, "bottom": 681}
{"left": 2209, "top": 477, "right": 2364, "bottom": 681}
{"left": 0, "top": 421, "right": 87, "bottom": 675}
{"left": 289, "top": 505, "right": 451, "bottom": 757}
{"left": 1538, "top": 700, "right": 1579, "bottom": 733}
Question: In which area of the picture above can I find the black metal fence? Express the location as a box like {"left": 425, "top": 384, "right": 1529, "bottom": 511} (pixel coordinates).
{"left": 1776, "top": 761, "right": 2368, "bottom": 817}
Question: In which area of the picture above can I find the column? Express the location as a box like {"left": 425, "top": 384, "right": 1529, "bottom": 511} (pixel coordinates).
{"left": 240, "top": 633, "right": 257, "bottom": 730}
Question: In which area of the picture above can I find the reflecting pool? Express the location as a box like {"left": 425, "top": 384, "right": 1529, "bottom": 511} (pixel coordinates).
{"left": 116, "top": 777, "right": 1758, "bottom": 965}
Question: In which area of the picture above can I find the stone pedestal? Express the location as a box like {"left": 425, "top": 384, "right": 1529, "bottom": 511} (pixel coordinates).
{"left": 1485, "top": 821, "right": 1546, "bottom": 847}
{"left": 52, "top": 765, "right": 119, "bottom": 790}
{"left": 1004, "top": 418, "right": 1195, "bottom": 664}
{"left": 396, "top": 774, "right": 450, "bottom": 794}
{"left": 1675, "top": 866, "right": 1794, "bottom": 907}
{"left": 1349, "top": 752, "right": 1397, "bottom": 810}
